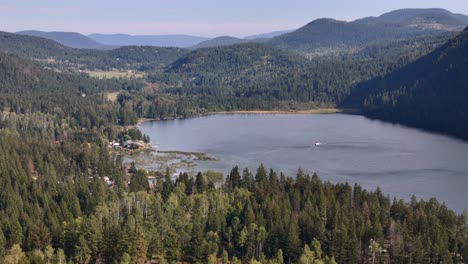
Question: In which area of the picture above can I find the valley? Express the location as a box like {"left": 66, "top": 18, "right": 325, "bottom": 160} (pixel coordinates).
{"left": 0, "top": 6, "right": 467, "bottom": 264}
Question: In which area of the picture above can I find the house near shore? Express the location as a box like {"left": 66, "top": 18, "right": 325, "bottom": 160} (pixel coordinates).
{"left": 124, "top": 140, "right": 146, "bottom": 149}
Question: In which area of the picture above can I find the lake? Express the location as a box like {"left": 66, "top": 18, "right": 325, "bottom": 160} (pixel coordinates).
{"left": 139, "top": 114, "right": 468, "bottom": 212}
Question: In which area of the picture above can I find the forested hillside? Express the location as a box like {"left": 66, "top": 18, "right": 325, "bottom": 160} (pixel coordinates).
{"left": 16, "top": 31, "right": 110, "bottom": 49}
{"left": 268, "top": 8, "right": 465, "bottom": 52}
{"left": 350, "top": 27, "right": 468, "bottom": 139}
{"left": 134, "top": 35, "right": 451, "bottom": 115}
{"left": 2, "top": 29, "right": 464, "bottom": 140}
{"left": 0, "top": 52, "right": 142, "bottom": 127}
{"left": 191, "top": 36, "right": 250, "bottom": 49}
{"left": 268, "top": 18, "right": 441, "bottom": 52}
{"left": 0, "top": 31, "right": 70, "bottom": 58}
{"left": 379, "top": 8, "right": 468, "bottom": 29}
{"left": 0, "top": 31, "right": 188, "bottom": 72}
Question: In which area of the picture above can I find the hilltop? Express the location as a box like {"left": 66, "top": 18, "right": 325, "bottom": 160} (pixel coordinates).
{"left": 269, "top": 8, "right": 467, "bottom": 51}
{"left": 17, "top": 30, "right": 110, "bottom": 49}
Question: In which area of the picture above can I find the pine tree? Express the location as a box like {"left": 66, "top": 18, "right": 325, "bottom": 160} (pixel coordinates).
{"left": 0, "top": 229, "right": 5, "bottom": 257}
{"left": 284, "top": 215, "right": 302, "bottom": 262}
{"left": 227, "top": 166, "right": 241, "bottom": 191}
{"left": 195, "top": 172, "right": 207, "bottom": 194}
{"left": 3, "top": 244, "right": 27, "bottom": 264}
{"left": 134, "top": 226, "right": 147, "bottom": 264}
{"left": 73, "top": 235, "right": 91, "bottom": 264}
{"left": 161, "top": 169, "right": 174, "bottom": 201}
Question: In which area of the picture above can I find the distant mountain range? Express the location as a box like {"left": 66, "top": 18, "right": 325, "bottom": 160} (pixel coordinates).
{"left": 269, "top": 8, "right": 468, "bottom": 51}
{"left": 13, "top": 8, "right": 467, "bottom": 51}
{"left": 16, "top": 30, "right": 111, "bottom": 49}
{"left": 0, "top": 31, "right": 188, "bottom": 72}
{"left": 190, "top": 31, "right": 295, "bottom": 49}
{"left": 244, "top": 30, "right": 294, "bottom": 40}
{"left": 87, "top": 34, "right": 210, "bottom": 48}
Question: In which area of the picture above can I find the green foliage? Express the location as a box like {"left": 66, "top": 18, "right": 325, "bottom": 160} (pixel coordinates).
{"left": 351, "top": 27, "right": 468, "bottom": 139}
{"left": 129, "top": 170, "right": 149, "bottom": 192}
{"left": 0, "top": 31, "right": 187, "bottom": 72}
{"left": 0, "top": 51, "right": 143, "bottom": 129}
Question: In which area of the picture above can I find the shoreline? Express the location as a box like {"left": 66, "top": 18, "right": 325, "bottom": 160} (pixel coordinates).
{"left": 206, "top": 108, "right": 360, "bottom": 115}
{"left": 137, "top": 108, "right": 360, "bottom": 125}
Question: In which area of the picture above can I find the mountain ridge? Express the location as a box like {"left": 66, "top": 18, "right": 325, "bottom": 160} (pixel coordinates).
{"left": 191, "top": 36, "right": 250, "bottom": 49}
{"left": 88, "top": 33, "right": 210, "bottom": 48}
{"left": 16, "top": 30, "right": 110, "bottom": 49}
{"left": 269, "top": 8, "right": 467, "bottom": 51}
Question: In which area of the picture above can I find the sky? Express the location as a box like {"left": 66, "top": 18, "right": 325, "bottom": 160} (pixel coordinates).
{"left": 1, "top": 0, "right": 468, "bottom": 37}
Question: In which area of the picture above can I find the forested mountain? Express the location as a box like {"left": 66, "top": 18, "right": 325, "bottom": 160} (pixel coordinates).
{"left": 191, "top": 36, "right": 250, "bottom": 49}
{"left": 379, "top": 8, "right": 468, "bottom": 30}
{"left": 269, "top": 8, "right": 466, "bottom": 52}
{"left": 137, "top": 34, "right": 451, "bottom": 115}
{"left": 0, "top": 31, "right": 188, "bottom": 72}
{"left": 156, "top": 43, "right": 341, "bottom": 106}
{"left": 349, "top": 27, "right": 468, "bottom": 139}
{"left": 269, "top": 18, "right": 444, "bottom": 52}
{"left": 16, "top": 30, "right": 110, "bottom": 49}
{"left": 88, "top": 33, "right": 210, "bottom": 48}
{"left": 0, "top": 31, "right": 70, "bottom": 58}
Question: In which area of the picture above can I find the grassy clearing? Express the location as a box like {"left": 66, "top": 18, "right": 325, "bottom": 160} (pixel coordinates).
{"left": 106, "top": 91, "right": 120, "bottom": 102}
{"left": 85, "top": 70, "right": 144, "bottom": 79}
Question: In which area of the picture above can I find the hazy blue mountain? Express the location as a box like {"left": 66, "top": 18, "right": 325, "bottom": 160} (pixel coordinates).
{"left": 88, "top": 34, "right": 210, "bottom": 48}
{"left": 244, "top": 30, "right": 294, "bottom": 40}
{"left": 16, "top": 30, "right": 109, "bottom": 49}
{"left": 268, "top": 8, "right": 467, "bottom": 52}
{"left": 191, "top": 36, "right": 250, "bottom": 49}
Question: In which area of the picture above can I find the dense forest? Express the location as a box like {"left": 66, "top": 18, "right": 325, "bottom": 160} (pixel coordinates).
{"left": 0, "top": 110, "right": 466, "bottom": 264}
{"left": 268, "top": 18, "right": 442, "bottom": 52}
{"left": 121, "top": 34, "right": 451, "bottom": 119}
{"left": 0, "top": 52, "right": 144, "bottom": 128}
{"left": 268, "top": 8, "right": 467, "bottom": 52}
{"left": 0, "top": 31, "right": 187, "bottom": 72}
{"left": 350, "top": 27, "right": 468, "bottom": 139}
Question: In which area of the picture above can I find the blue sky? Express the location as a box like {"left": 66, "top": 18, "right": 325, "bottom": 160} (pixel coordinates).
{"left": 1, "top": 0, "right": 468, "bottom": 37}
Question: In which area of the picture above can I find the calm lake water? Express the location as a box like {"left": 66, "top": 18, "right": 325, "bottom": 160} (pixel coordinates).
{"left": 139, "top": 114, "right": 468, "bottom": 212}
